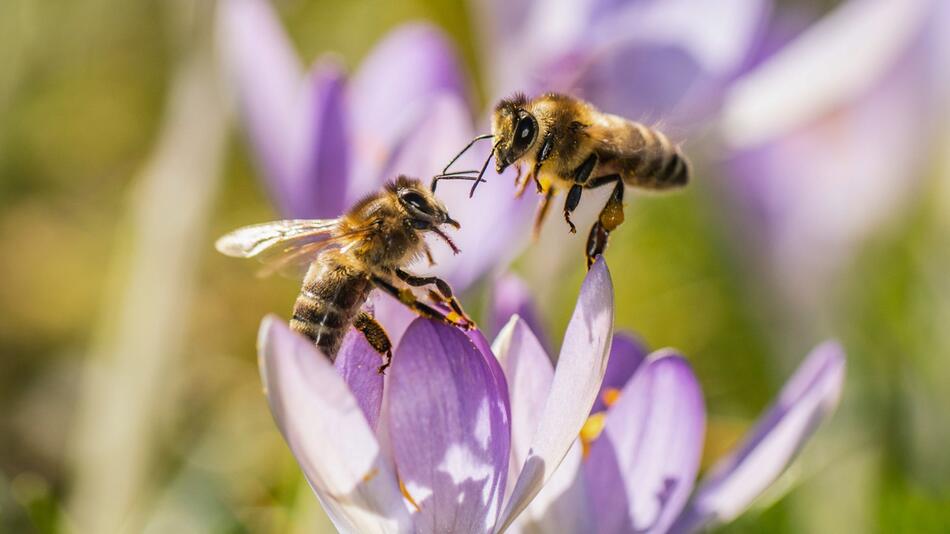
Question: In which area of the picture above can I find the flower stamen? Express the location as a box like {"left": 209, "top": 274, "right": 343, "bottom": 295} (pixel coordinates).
{"left": 399, "top": 478, "right": 422, "bottom": 512}
{"left": 580, "top": 412, "right": 607, "bottom": 458}
{"left": 602, "top": 387, "right": 621, "bottom": 408}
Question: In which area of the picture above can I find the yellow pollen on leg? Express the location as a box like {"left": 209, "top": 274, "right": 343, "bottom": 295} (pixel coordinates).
{"left": 398, "top": 289, "right": 416, "bottom": 305}
{"left": 580, "top": 412, "right": 607, "bottom": 459}
{"left": 602, "top": 387, "right": 621, "bottom": 408}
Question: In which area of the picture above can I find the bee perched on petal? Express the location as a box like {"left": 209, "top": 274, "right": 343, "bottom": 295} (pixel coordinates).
{"left": 433, "top": 93, "right": 690, "bottom": 268}
{"left": 216, "top": 176, "right": 473, "bottom": 373}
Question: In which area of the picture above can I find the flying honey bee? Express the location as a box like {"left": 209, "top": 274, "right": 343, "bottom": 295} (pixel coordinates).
{"left": 432, "top": 92, "right": 690, "bottom": 268}
{"left": 216, "top": 176, "right": 473, "bottom": 373}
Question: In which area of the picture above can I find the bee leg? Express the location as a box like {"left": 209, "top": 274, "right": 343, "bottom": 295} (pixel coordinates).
{"left": 532, "top": 133, "right": 555, "bottom": 193}
{"left": 422, "top": 242, "right": 436, "bottom": 266}
{"left": 514, "top": 165, "right": 532, "bottom": 198}
{"left": 585, "top": 177, "right": 625, "bottom": 268}
{"left": 394, "top": 269, "right": 474, "bottom": 326}
{"left": 372, "top": 275, "right": 473, "bottom": 330}
{"left": 533, "top": 189, "right": 555, "bottom": 239}
{"left": 563, "top": 153, "right": 599, "bottom": 234}
{"left": 586, "top": 221, "right": 608, "bottom": 270}
{"left": 563, "top": 186, "right": 581, "bottom": 233}
{"left": 353, "top": 312, "right": 394, "bottom": 374}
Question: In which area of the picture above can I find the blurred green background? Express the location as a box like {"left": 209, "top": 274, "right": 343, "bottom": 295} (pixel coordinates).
{"left": 1, "top": 0, "right": 947, "bottom": 532}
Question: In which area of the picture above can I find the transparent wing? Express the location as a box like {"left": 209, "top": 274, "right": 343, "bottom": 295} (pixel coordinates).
{"left": 215, "top": 218, "right": 375, "bottom": 278}
{"left": 215, "top": 219, "right": 342, "bottom": 258}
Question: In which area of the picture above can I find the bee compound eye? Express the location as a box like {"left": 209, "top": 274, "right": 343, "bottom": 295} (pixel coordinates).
{"left": 401, "top": 191, "right": 431, "bottom": 214}
{"left": 515, "top": 116, "right": 536, "bottom": 146}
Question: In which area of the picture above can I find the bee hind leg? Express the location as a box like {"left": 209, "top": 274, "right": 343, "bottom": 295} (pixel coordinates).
{"left": 585, "top": 176, "right": 625, "bottom": 268}
{"left": 564, "top": 153, "right": 599, "bottom": 234}
{"left": 353, "top": 312, "right": 394, "bottom": 374}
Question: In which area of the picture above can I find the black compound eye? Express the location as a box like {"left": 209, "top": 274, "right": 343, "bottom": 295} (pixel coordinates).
{"left": 402, "top": 191, "right": 432, "bottom": 214}
{"left": 514, "top": 115, "right": 536, "bottom": 148}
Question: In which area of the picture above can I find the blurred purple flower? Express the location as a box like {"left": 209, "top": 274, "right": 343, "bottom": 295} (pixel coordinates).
{"left": 719, "top": 0, "right": 950, "bottom": 310}
{"left": 503, "top": 333, "right": 845, "bottom": 534}
{"left": 257, "top": 259, "right": 614, "bottom": 533}
{"left": 218, "top": 0, "right": 538, "bottom": 292}
{"left": 218, "top": 0, "right": 465, "bottom": 219}
{"left": 473, "top": 0, "right": 771, "bottom": 126}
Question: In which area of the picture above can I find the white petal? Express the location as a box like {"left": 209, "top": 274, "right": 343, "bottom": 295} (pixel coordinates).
{"left": 494, "top": 259, "right": 614, "bottom": 532}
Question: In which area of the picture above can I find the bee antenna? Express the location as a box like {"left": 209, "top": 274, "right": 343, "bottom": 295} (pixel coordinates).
{"left": 429, "top": 170, "right": 483, "bottom": 190}
{"left": 433, "top": 134, "right": 494, "bottom": 192}
{"left": 468, "top": 139, "right": 501, "bottom": 198}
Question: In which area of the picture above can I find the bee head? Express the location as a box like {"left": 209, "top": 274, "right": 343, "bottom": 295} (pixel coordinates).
{"left": 390, "top": 176, "right": 462, "bottom": 254}
{"left": 389, "top": 176, "right": 453, "bottom": 225}
{"left": 492, "top": 93, "right": 537, "bottom": 173}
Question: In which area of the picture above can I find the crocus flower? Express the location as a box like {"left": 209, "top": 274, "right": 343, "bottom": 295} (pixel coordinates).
{"left": 473, "top": 0, "right": 770, "bottom": 127}
{"left": 218, "top": 0, "right": 536, "bottom": 291}
{"left": 501, "top": 331, "right": 845, "bottom": 534}
{"left": 719, "top": 0, "right": 950, "bottom": 312}
{"left": 257, "top": 259, "right": 614, "bottom": 533}
{"left": 218, "top": 0, "right": 465, "bottom": 219}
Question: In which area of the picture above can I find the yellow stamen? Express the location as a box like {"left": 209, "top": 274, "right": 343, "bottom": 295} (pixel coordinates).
{"left": 399, "top": 478, "right": 421, "bottom": 512}
{"left": 602, "top": 387, "right": 621, "bottom": 408}
{"left": 580, "top": 412, "right": 607, "bottom": 459}
{"left": 361, "top": 468, "right": 379, "bottom": 483}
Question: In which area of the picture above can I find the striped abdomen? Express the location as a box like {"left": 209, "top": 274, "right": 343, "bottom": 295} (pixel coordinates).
{"left": 619, "top": 123, "right": 690, "bottom": 190}
{"left": 290, "top": 259, "right": 373, "bottom": 360}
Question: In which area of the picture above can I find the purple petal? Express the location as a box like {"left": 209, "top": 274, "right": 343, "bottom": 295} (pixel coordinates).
{"left": 287, "top": 60, "right": 349, "bottom": 218}
{"left": 530, "top": 0, "right": 769, "bottom": 124}
{"left": 495, "top": 258, "right": 614, "bottom": 531}
{"left": 670, "top": 341, "right": 846, "bottom": 533}
{"left": 720, "top": 1, "right": 939, "bottom": 310}
{"left": 257, "top": 316, "right": 411, "bottom": 532}
{"left": 590, "top": 0, "right": 769, "bottom": 75}
{"left": 591, "top": 333, "right": 649, "bottom": 414}
{"left": 490, "top": 274, "right": 547, "bottom": 347}
{"left": 387, "top": 319, "right": 510, "bottom": 533}
{"left": 347, "top": 23, "right": 467, "bottom": 199}
{"left": 217, "top": 0, "right": 302, "bottom": 212}
{"left": 574, "top": 44, "right": 712, "bottom": 123}
{"left": 286, "top": 59, "right": 350, "bottom": 218}
{"left": 721, "top": 0, "right": 930, "bottom": 145}
{"left": 333, "top": 330, "right": 384, "bottom": 430}
{"left": 585, "top": 351, "right": 706, "bottom": 534}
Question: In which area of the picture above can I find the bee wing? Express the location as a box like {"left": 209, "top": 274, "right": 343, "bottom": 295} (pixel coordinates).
{"left": 215, "top": 219, "right": 342, "bottom": 258}
{"left": 215, "top": 219, "right": 375, "bottom": 278}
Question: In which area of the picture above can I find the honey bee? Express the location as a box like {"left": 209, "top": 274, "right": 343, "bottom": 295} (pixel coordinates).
{"left": 433, "top": 93, "right": 690, "bottom": 267}
{"left": 216, "top": 176, "right": 473, "bottom": 373}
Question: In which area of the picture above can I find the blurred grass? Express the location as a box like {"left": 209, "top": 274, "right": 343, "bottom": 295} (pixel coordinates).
{"left": 1, "top": 0, "right": 948, "bottom": 532}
